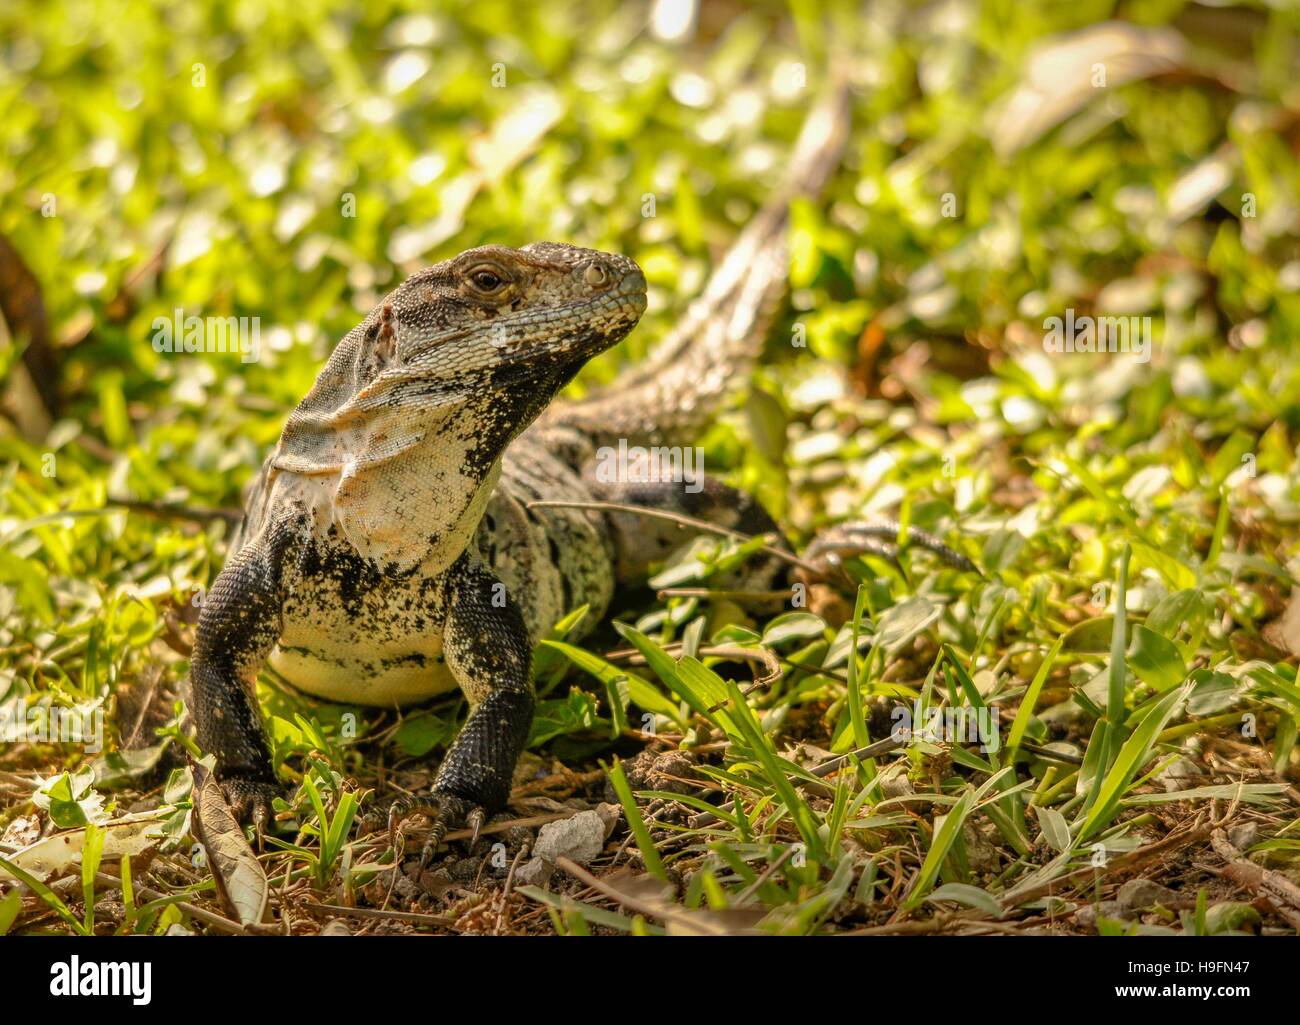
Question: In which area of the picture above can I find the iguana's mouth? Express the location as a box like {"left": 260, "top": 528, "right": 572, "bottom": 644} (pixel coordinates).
{"left": 500, "top": 264, "right": 647, "bottom": 367}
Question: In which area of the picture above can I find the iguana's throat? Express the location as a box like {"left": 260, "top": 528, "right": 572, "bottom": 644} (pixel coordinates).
{"left": 334, "top": 368, "right": 573, "bottom": 573}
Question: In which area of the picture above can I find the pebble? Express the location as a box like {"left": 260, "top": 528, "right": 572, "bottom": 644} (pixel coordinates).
{"left": 1117, "top": 878, "right": 1178, "bottom": 910}
{"left": 533, "top": 810, "right": 607, "bottom": 866}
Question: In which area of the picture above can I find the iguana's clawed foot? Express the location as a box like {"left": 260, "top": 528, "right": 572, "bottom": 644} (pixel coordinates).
{"left": 362, "top": 791, "right": 481, "bottom": 868}
{"left": 219, "top": 777, "right": 283, "bottom": 842}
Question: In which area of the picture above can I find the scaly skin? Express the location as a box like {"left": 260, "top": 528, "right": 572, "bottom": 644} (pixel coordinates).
{"left": 188, "top": 79, "right": 974, "bottom": 859}
{"left": 190, "top": 242, "right": 648, "bottom": 841}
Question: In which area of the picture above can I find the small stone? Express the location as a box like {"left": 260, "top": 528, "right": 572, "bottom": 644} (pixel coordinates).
{"left": 1228, "top": 822, "right": 1258, "bottom": 852}
{"left": 449, "top": 855, "right": 482, "bottom": 882}
{"left": 595, "top": 802, "right": 622, "bottom": 837}
{"left": 1076, "top": 901, "right": 1132, "bottom": 930}
{"left": 603, "top": 749, "right": 699, "bottom": 801}
{"left": 501, "top": 824, "right": 535, "bottom": 849}
{"left": 514, "top": 856, "right": 553, "bottom": 889}
{"left": 320, "top": 919, "right": 351, "bottom": 936}
{"left": 1155, "top": 757, "right": 1203, "bottom": 793}
{"left": 366, "top": 865, "right": 420, "bottom": 903}
{"left": 1117, "top": 878, "right": 1177, "bottom": 910}
{"left": 878, "top": 767, "right": 914, "bottom": 799}
{"left": 534, "top": 810, "right": 607, "bottom": 865}
{"left": 414, "top": 868, "right": 457, "bottom": 899}
{"left": 962, "top": 822, "right": 1001, "bottom": 876}
{"left": 1038, "top": 701, "right": 1091, "bottom": 732}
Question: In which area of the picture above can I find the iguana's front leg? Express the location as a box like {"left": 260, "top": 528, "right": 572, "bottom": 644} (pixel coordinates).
{"left": 189, "top": 515, "right": 300, "bottom": 832}
{"left": 382, "top": 552, "right": 535, "bottom": 864}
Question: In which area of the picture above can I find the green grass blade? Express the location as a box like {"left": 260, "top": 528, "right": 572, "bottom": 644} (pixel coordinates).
{"left": 846, "top": 584, "right": 871, "bottom": 748}
{"left": 606, "top": 758, "right": 667, "bottom": 880}
{"left": 903, "top": 788, "right": 975, "bottom": 911}
{"left": 1077, "top": 683, "right": 1191, "bottom": 841}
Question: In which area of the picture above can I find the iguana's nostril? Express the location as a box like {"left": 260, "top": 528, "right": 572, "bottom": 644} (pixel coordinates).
{"left": 583, "top": 262, "right": 609, "bottom": 288}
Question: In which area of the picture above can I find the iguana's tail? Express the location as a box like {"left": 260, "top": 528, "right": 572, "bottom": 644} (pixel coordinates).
{"left": 547, "top": 69, "right": 852, "bottom": 449}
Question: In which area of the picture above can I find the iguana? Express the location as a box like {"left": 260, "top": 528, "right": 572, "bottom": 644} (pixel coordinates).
{"left": 189, "top": 79, "right": 971, "bottom": 863}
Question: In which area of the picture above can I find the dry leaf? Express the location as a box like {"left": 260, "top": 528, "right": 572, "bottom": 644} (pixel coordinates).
{"left": 1262, "top": 589, "right": 1300, "bottom": 657}
{"left": 0, "top": 812, "right": 163, "bottom": 882}
{"left": 190, "top": 762, "right": 269, "bottom": 927}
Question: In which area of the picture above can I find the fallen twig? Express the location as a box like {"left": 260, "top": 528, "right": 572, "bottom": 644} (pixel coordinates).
{"left": 1210, "top": 828, "right": 1300, "bottom": 930}
{"left": 300, "top": 901, "right": 457, "bottom": 929}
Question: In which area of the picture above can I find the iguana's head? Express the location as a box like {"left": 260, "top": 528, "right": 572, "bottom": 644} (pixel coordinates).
{"left": 273, "top": 242, "right": 648, "bottom": 570}
{"left": 378, "top": 241, "right": 647, "bottom": 380}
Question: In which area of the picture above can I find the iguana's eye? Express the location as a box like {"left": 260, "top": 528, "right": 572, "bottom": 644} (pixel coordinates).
{"left": 469, "top": 268, "right": 505, "bottom": 292}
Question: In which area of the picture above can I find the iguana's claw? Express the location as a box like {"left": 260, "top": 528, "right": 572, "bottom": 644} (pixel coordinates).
{"left": 364, "top": 791, "right": 479, "bottom": 867}
{"left": 466, "top": 806, "right": 486, "bottom": 849}
{"left": 219, "top": 777, "right": 283, "bottom": 843}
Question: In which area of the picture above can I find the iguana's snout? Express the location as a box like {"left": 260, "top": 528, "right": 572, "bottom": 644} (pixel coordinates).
{"left": 511, "top": 241, "right": 648, "bottom": 359}
{"left": 519, "top": 242, "right": 646, "bottom": 310}
{"left": 587, "top": 252, "right": 647, "bottom": 313}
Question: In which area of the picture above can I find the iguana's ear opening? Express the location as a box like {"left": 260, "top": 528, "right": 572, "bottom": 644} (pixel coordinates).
{"left": 357, "top": 302, "right": 399, "bottom": 384}
{"left": 272, "top": 308, "right": 414, "bottom": 478}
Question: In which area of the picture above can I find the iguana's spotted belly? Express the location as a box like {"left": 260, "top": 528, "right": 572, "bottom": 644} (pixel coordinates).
{"left": 266, "top": 434, "right": 614, "bottom": 707}
{"left": 270, "top": 539, "right": 458, "bottom": 706}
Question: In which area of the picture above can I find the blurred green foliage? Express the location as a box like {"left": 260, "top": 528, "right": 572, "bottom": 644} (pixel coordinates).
{"left": 2, "top": 0, "right": 1300, "bottom": 931}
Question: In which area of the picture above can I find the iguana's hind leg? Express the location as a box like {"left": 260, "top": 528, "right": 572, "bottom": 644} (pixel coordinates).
{"left": 373, "top": 551, "right": 535, "bottom": 866}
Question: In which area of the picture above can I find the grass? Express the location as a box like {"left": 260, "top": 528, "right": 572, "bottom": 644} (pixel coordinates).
{"left": 2, "top": 0, "right": 1299, "bottom": 935}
